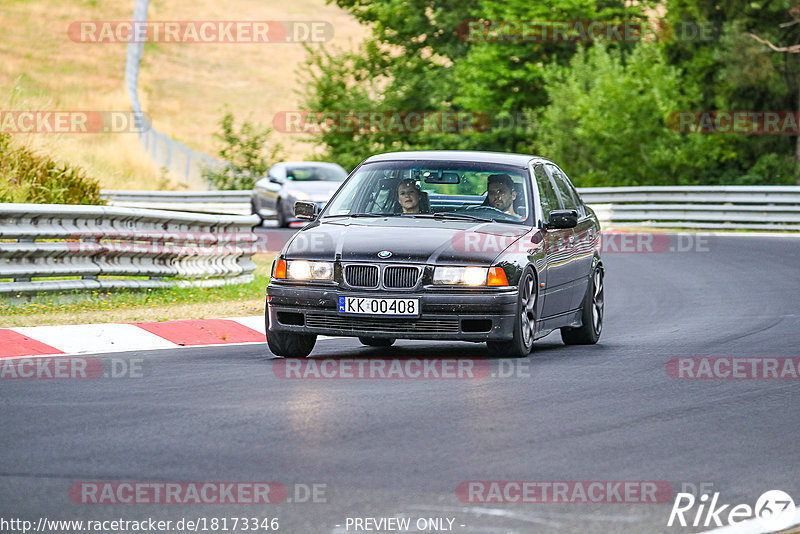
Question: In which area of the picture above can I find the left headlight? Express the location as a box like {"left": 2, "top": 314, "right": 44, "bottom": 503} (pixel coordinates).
{"left": 273, "top": 259, "right": 334, "bottom": 281}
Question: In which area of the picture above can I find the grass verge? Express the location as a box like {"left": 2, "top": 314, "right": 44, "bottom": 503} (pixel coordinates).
{"left": 0, "top": 254, "right": 275, "bottom": 327}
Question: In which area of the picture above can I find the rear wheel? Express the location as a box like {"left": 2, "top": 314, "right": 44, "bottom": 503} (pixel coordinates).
{"left": 561, "top": 267, "right": 603, "bottom": 345}
{"left": 486, "top": 268, "right": 536, "bottom": 358}
{"left": 266, "top": 309, "right": 316, "bottom": 357}
{"left": 359, "top": 337, "right": 396, "bottom": 347}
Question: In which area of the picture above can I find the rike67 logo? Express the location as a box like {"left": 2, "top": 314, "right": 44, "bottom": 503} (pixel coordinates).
{"left": 668, "top": 489, "right": 796, "bottom": 530}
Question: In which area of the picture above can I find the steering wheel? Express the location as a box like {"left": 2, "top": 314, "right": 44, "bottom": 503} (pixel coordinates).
{"left": 463, "top": 204, "right": 523, "bottom": 220}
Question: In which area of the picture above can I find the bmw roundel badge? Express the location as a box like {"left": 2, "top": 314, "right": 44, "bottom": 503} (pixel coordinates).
{"left": 377, "top": 250, "right": 392, "bottom": 258}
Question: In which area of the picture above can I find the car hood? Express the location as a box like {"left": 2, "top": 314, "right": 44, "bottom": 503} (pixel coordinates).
{"left": 283, "top": 181, "right": 342, "bottom": 195}
{"left": 283, "top": 218, "right": 531, "bottom": 265}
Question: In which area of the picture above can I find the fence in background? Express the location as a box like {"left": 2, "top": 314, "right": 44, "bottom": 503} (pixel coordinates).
{"left": 125, "top": 0, "right": 219, "bottom": 188}
{"left": 0, "top": 205, "right": 261, "bottom": 295}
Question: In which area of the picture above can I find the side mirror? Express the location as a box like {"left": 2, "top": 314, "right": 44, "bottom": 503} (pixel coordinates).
{"left": 294, "top": 201, "right": 319, "bottom": 221}
{"left": 269, "top": 176, "right": 283, "bottom": 184}
{"left": 547, "top": 209, "right": 578, "bottom": 229}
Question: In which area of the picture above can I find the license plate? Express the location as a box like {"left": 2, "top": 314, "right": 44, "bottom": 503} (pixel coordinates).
{"left": 338, "top": 296, "right": 419, "bottom": 316}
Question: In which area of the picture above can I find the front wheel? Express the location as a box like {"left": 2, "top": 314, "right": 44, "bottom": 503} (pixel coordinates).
{"left": 561, "top": 267, "right": 603, "bottom": 345}
{"left": 486, "top": 268, "right": 537, "bottom": 358}
{"left": 276, "top": 200, "right": 290, "bottom": 228}
{"left": 267, "top": 330, "right": 316, "bottom": 358}
{"left": 251, "top": 196, "right": 263, "bottom": 222}
{"left": 266, "top": 308, "right": 316, "bottom": 357}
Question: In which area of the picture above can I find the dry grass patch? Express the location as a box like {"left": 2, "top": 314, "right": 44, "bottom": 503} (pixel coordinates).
{"left": 0, "top": 0, "right": 366, "bottom": 190}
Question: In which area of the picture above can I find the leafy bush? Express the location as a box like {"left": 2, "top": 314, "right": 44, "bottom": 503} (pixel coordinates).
{"left": 533, "top": 44, "right": 745, "bottom": 186}
{"left": 0, "top": 133, "right": 104, "bottom": 204}
{"left": 202, "top": 112, "right": 282, "bottom": 190}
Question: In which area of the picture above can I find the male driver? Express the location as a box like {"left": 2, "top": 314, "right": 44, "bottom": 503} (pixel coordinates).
{"left": 486, "top": 173, "right": 517, "bottom": 215}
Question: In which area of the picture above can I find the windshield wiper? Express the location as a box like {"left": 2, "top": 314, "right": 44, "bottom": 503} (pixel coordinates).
{"left": 323, "top": 213, "right": 397, "bottom": 218}
{"left": 426, "top": 212, "right": 494, "bottom": 223}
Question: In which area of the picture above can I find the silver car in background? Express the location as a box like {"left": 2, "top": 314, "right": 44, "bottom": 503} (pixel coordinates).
{"left": 251, "top": 161, "right": 348, "bottom": 227}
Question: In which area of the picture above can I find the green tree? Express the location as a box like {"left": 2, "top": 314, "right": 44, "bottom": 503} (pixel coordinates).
{"left": 534, "top": 44, "right": 740, "bottom": 186}
{"left": 301, "top": 0, "right": 651, "bottom": 164}
{"left": 203, "top": 112, "right": 282, "bottom": 190}
{"left": 662, "top": 0, "right": 800, "bottom": 180}
{"left": 299, "top": 0, "right": 799, "bottom": 184}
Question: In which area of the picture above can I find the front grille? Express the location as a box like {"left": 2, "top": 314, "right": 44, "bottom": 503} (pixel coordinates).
{"left": 306, "top": 314, "right": 460, "bottom": 334}
{"left": 344, "top": 265, "right": 379, "bottom": 288}
{"left": 383, "top": 266, "right": 420, "bottom": 288}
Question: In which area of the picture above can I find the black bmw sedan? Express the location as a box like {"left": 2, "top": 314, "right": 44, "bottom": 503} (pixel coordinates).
{"left": 266, "top": 151, "right": 604, "bottom": 358}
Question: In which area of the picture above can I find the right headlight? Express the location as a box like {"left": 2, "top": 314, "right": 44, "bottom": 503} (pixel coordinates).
{"left": 432, "top": 266, "right": 510, "bottom": 287}
{"left": 433, "top": 266, "right": 488, "bottom": 286}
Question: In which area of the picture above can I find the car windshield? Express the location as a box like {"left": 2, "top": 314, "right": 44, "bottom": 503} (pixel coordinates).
{"left": 286, "top": 165, "right": 347, "bottom": 182}
{"left": 322, "top": 160, "right": 531, "bottom": 225}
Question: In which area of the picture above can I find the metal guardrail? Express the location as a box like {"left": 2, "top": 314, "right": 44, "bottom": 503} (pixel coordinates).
{"left": 102, "top": 190, "right": 252, "bottom": 216}
{"left": 102, "top": 186, "right": 800, "bottom": 230}
{"left": 577, "top": 186, "right": 800, "bottom": 230}
{"left": 0, "top": 205, "right": 261, "bottom": 295}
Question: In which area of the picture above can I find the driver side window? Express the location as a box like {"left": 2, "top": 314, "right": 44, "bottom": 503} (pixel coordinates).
{"left": 547, "top": 164, "right": 583, "bottom": 217}
{"left": 534, "top": 164, "right": 561, "bottom": 224}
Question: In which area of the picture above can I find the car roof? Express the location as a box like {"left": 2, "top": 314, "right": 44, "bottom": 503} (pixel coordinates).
{"left": 273, "top": 161, "right": 344, "bottom": 168}
{"left": 362, "top": 150, "right": 553, "bottom": 167}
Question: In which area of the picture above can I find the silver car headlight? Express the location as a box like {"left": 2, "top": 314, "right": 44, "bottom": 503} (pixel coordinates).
{"left": 433, "top": 266, "right": 488, "bottom": 286}
{"left": 286, "top": 260, "right": 334, "bottom": 281}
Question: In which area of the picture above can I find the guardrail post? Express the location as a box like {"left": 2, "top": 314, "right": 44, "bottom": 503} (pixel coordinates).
{"left": 14, "top": 237, "right": 34, "bottom": 282}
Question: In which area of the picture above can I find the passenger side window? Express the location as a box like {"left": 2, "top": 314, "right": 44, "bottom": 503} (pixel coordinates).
{"left": 534, "top": 164, "right": 561, "bottom": 224}
{"left": 546, "top": 164, "right": 583, "bottom": 216}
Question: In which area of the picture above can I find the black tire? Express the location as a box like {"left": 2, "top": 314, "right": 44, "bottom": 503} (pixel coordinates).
{"left": 561, "top": 266, "right": 604, "bottom": 345}
{"left": 486, "top": 268, "right": 537, "bottom": 358}
{"left": 266, "top": 309, "right": 316, "bottom": 357}
{"left": 251, "top": 196, "right": 263, "bottom": 222}
{"left": 276, "top": 200, "right": 290, "bottom": 228}
{"left": 359, "top": 337, "right": 396, "bottom": 347}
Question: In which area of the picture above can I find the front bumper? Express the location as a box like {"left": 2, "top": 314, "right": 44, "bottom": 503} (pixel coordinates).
{"left": 266, "top": 282, "right": 518, "bottom": 341}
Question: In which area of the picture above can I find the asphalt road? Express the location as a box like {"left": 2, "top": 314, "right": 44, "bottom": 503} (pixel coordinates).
{"left": 1, "top": 234, "right": 799, "bottom": 534}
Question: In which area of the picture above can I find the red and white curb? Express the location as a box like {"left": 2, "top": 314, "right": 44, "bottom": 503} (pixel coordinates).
{"left": 0, "top": 316, "right": 268, "bottom": 358}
